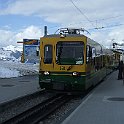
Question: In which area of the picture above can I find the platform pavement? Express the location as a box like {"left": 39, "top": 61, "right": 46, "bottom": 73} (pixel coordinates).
{"left": 62, "top": 71, "right": 124, "bottom": 124}
{"left": 0, "top": 75, "right": 41, "bottom": 104}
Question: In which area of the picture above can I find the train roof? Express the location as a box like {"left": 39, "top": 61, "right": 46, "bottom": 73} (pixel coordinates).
{"left": 112, "top": 49, "right": 123, "bottom": 53}
{"left": 42, "top": 34, "right": 85, "bottom": 38}
{"left": 42, "top": 28, "right": 89, "bottom": 38}
{"left": 102, "top": 49, "right": 113, "bottom": 55}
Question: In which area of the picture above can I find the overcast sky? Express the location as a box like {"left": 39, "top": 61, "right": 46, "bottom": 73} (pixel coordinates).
{"left": 0, "top": 0, "right": 124, "bottom": 48}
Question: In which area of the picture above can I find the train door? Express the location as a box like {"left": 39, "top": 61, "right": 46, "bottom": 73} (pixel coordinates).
{"left": 86, "top": 45, "right": 92, "bottom": 73}
{"left": 42, "top": 41, "right": 54, "bottom": 71}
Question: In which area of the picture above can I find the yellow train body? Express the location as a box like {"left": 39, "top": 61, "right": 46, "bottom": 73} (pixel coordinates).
{"left": 40, "top": 36, "right": 86, "bottom": 73}
{"left": 39, "top": 28, "right": 120, "bottom": 93}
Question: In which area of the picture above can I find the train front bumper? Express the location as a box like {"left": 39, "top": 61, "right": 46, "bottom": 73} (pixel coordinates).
{"left": 39, "top": 75, "right": 85, "bottom": 91}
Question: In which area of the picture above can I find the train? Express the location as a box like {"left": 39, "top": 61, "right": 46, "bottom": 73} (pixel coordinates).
{"left": 38, "top": 27, "right": 121, "bottom": 94}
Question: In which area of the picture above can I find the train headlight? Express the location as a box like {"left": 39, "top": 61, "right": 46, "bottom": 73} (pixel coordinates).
{"left": 44, "top": 71, "right": 50, "bottom": 75}
{"left": 72, "top": 72, "right": 80, "bottom": 76}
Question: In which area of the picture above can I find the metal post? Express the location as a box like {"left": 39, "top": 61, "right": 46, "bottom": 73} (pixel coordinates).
{"left": 44, "top": 26, "right": 47, "bottom": 36}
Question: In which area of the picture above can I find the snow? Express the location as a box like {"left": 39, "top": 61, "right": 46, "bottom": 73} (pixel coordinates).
{"left": 0, "top": 45, "right": 39, "bottom": 78}
{"left": 0, "top": 60, "right": 39, "bottom": 78}
{"left": 0, "top": 45, "right": 22, "bottom": 62}
{"left": 2, "top": 45, "right": 22, "bottom": 52}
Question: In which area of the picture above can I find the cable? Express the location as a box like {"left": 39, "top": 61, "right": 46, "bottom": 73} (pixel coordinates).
{"left": 69, "top": 0, "right": 95, "bottom": 28}
{"left": 94, "top": 15, "right": 122, "bottom": 22}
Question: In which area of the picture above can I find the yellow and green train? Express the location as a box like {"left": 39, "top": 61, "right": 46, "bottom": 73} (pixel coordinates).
{"left": 39, "top": 28, "right": 120, "bottom": 93}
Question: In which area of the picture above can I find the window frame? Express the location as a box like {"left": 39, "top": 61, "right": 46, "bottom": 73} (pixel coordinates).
{"left": 44, "top": 44, "right": 53, "bottom": 64}
{"left": 56, "top": 41, "right": 84, "bottom": 65}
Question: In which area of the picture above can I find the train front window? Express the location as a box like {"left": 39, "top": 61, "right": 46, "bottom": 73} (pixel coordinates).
{"left": 56, "top": 41, "right": 84, "bottom": 65}
{"left": 44, "top": 45, "right": 52, "bottom": 64}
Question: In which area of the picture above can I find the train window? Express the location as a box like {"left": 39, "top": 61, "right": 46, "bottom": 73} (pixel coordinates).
{"left": 86, "top": 45, "right": 92, "bottom": 63}
{"left": 56, "top": 41, "right": 84, "bottom": 65}
{"left": 44, "top": 45, "right": 52, "bottom": 64}
{"left": 92, "top": 47, "right": 96, "bottom": 66}
{"left": 92, "top": 47, "right": 96, "bottom": 58}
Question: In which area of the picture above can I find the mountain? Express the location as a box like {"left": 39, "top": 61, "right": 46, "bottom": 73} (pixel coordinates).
{"left": 0, "top": 45, "right": 22, "bottom": 62}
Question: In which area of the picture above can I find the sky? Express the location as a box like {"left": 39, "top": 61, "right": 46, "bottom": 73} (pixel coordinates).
{"left": 0, "top": 0, "right": 124, "bottom": 48}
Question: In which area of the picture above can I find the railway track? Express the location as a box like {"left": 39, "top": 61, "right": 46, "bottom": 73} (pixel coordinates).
{"left": 1, "top": 74, "right": 109, "bottom": 124}
{"left": 2, "top": 94, "right": 72, "bottom": 124}
{"left": 0, "top": 90, "right": 55, "bottom": 124}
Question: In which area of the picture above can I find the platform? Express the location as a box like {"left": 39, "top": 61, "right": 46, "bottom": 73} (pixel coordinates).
{"left": 0, "top": 75, "right": 40, "bottom": 104}
{"left": 62, "top": 71, "right": 124, "bottom": 124}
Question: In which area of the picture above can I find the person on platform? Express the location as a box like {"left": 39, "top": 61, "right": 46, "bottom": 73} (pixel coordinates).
{"left": 118, "top": 60, "right": 123, "bottom": 80}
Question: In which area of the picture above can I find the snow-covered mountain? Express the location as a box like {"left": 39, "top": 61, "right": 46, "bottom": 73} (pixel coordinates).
{"left": 0, "top": 45, "right": 39, "bottom": 78}
{"left": 0, "top": 45, "right": 22, "bottom": 62}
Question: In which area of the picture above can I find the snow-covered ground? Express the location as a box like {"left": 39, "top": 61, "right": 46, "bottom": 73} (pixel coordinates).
{"left": 0, "top": 60, "right": 39, "bottom": 78}
{"left": 0, "top": 45, "right": 39, "bottom": 78}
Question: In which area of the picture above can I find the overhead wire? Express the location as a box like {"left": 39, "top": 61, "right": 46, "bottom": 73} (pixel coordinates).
{"left": 69, "top": 0, "right": 123, "bottom": 31}
{"left": 94, "top": 15, "right": 122, "bottom": 22}
{"left": 46, "top": 1, "right": 122, "bottom": 33}
{"left": 69, "top": 0, "right": 96, "bottom": 28}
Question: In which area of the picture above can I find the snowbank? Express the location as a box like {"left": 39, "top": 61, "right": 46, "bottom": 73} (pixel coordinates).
{"left": 0, "top": 60, "right": 39, "bottom": 78}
